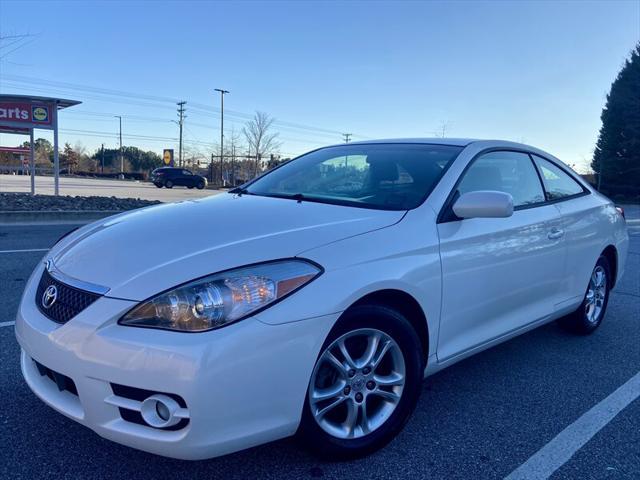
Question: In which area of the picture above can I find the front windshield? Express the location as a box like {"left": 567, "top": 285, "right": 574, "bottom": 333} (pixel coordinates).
{"left": 244, "top": 143, "right": 463, "bottom": 210}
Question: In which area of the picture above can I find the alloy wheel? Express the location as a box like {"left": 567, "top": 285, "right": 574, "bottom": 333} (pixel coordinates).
{"left": 309, "top": 328, "right": 406, "bottom": 439}
{"left": 585, "top": 265, "right": 607, "bottom": 324}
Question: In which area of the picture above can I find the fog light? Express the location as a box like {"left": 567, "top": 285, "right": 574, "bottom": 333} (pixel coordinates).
{"left": 140, "top": 394, "right": 181, "bottom": 428}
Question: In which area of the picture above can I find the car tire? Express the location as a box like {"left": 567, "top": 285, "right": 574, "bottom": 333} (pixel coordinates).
{"left": 196, "top": 180, "right": 205, "bottom": 190}
{"left": 558, "top": 255, "right": 611, "bottom": 335}
{"left": 299, "top": 304, "right": 423, "bottom": 459}
{"left": 154, "top": 183, "right": 162, "bottom": 188}
{"left": 165, "top": 180, "right": 173, "bottom": 189}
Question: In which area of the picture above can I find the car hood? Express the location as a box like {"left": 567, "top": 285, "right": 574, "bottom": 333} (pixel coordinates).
{"left": 49, "top": 193, "right": 404, "bottom": 301}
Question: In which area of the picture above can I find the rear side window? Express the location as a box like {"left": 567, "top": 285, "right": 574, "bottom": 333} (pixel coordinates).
{"left": 457, "top": 151, "right": 545, "bottom": 207}
{"left": 531, "top": 155, "right": 584, "bottom": 200}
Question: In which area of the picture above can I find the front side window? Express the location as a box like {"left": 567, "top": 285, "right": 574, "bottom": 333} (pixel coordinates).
{"left": 457, "top": 151, "right": 545, "bottom": 207}
{"left": 244, "top": 144, "right": 463, "bottom": 210}
{"left": 531, "top": 155, "right": 584, "bottom": 200}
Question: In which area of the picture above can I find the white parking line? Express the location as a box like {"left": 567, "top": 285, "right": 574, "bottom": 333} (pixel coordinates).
{"left": 0, "top": 321, "right": 15, "bottom": 328}
{"left": 0, "top": 248, "right": 49, "bottom": 254}
{"left": 505, "top": 371, "right": 640, "bottom": 480}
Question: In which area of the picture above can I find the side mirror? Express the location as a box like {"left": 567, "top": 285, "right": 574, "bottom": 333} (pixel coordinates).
{"left": 452, "top": 190, "right": 514, "bottom": 219}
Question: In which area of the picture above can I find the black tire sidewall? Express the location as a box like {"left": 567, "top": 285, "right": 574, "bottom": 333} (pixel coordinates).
{"left": 299, "top": 304, "right": 424, "bottom": 458}
{"left": 165, "top": 180, "right": 173, "bottom": 188}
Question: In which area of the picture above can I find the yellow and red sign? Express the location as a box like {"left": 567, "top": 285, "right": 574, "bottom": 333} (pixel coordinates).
{"left": 0, "top": 102, "right": 53, "bottom": 127}
{"left": 163, "top": 149, "right": 174, "bottom": 166}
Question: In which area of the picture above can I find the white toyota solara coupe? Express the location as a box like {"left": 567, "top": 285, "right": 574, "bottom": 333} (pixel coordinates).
{"left": 16, "top": 139, "right": 628, "bottom": 460}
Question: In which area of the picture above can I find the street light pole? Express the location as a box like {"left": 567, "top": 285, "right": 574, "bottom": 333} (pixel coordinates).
{"left": 214, "top": 88, "right": 229, "bottom": 186}
{"left": 115, "top": 115, "right": 123, "bottom": 177}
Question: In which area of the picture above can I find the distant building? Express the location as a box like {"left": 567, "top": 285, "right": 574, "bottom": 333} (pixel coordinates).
{"left": 0, "top": 146, "right": 31, "bottom": 174}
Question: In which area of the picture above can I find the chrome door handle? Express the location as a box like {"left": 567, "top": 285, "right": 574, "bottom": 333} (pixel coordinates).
{"left": 548, "top": 228, "right": 564, "bottom": 240}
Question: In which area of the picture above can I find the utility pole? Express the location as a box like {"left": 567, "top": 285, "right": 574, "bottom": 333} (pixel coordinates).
{"left": 115, "top": 115, "right": 123, "bottom": 177}
{"left": 342, "top": 133, "right": 352, "bottom": 143}
{"left": 177, "top": 101, "right": 186, "bottom": 167}
{"left": 214, "top": 88, "right": 229, "bottom": 186}
{"left": 101, "top": 143, "right": 105, "bottom": 173}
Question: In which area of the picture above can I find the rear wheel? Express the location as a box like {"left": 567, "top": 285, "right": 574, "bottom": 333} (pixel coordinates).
{"left": 164, "top": 180, "right": 173, "bottom": 189}
{"left": 299, "top": 305, "right": 423, "bottom": 459}
{"left": 558, "top": 255, "right": 611, "bottom": 334}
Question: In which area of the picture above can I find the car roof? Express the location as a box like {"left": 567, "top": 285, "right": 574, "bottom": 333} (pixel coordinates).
{"left": 340, "top": 137, "right": 554, "bottom": 150}
{"left": 345, "top": 138, "right": 477, "bottom": 147}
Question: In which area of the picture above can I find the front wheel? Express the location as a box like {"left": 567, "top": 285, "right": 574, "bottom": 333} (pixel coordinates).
{"left": 164, "top": 180, "right": 173, "bottom": 189}
{"left": 196, "top": 180, "right": 205, "bottom": 190}
{"left": 558, "top": 255, "right": 611, "bottom": 334}
{"left": 299, "top": 305, "right": 423, "bottom": 459}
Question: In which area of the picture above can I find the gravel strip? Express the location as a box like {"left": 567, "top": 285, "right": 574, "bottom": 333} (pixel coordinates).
{"left": 0, "top": 193, "right": 161, "bottom": 212}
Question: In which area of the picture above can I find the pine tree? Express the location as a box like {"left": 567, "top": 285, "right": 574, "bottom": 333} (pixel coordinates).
{"left": 592, "top": 44, "right": 640, "bottom": 200}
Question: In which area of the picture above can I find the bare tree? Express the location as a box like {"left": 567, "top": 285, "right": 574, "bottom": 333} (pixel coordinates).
{"left": 182, "top": 143, "right": 207, "bottom": 169}
{"left": 228, "top": 126, "right": 244, "bottom": 186}
{"left": 242, "top": 111, "right": 281, "bottom": 177}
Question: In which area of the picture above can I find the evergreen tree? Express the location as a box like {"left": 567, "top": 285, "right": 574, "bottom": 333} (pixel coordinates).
{"left": 61, "top": 142, "right": 79, "bottom": 174}
{"left": 90, "top": 146, "right": 162, "bottom": 173}
{"left": 592, "top": 44, "right": 640, "bottom": 199}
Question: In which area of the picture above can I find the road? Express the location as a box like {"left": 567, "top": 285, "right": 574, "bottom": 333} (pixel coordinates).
{"left": 0, "top": 206, "right": 638, "bottom": 479}
{"left": 0, "top": 174, "right": 221, "bottom": 202}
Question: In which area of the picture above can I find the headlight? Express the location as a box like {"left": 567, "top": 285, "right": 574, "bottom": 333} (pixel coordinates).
{"left": 119, "top": 259, "right": 322, "bottom": 332}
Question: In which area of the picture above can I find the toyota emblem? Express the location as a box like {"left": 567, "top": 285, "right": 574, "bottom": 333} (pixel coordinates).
{"left": 42, "top": 285, "right": 58, "bottom": 309}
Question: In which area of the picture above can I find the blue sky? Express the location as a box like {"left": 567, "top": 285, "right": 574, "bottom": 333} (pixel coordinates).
{"left": 1, "top": 0, "right": 639, "bottom": 171}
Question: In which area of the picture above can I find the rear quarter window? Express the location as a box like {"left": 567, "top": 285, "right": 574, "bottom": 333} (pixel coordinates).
{"left": 531, "top": 155, "right": 584, "bottom": 200}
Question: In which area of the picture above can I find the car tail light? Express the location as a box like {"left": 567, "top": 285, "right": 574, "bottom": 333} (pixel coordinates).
{"left": 615, "top": 206, "right": 625, "bottom": 220}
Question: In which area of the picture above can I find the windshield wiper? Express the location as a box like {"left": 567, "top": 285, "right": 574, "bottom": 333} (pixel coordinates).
{"left": 230, "top": 186, "right": 252, "bottom": 196}
{"left": 262, "top": 192, "right": 306, "bottom": 203}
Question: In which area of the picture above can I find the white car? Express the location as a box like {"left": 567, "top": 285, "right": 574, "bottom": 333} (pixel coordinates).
{"left": 16, "top": 139, "right": 628, "bottom": 460}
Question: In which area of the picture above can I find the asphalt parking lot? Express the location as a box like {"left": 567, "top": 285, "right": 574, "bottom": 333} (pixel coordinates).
{"left": 0, "top": 174, "right": 221, "bottom": 203}
{"left": 0, "top": 207, "right": 638, "bottom": 479}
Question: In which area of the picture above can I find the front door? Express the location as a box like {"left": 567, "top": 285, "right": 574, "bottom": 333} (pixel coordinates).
{"left": 436, "top": 150, "right": 566, "bottom": 361}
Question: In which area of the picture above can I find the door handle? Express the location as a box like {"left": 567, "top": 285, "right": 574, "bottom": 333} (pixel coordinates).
{"left": 548, "top": 228, "right": 564, "bottom": 240}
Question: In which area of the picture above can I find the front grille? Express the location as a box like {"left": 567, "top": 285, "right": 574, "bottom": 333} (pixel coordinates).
{"left": 111, "top": 383, "right": 189, "bottom": 431}
{"left": 33, "top": 359, "right": 78, "bottom": 396}
{"left": 35, "top": 269, "right": 100, "bottom": 324}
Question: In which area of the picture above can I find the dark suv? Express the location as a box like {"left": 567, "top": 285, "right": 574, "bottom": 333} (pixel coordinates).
{"left": 151, "top": 167, "right": 208, "bottom": 189}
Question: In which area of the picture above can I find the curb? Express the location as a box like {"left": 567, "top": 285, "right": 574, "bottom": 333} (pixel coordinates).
{"left": 0, "top": 210, "right": 123, "bottom": 224}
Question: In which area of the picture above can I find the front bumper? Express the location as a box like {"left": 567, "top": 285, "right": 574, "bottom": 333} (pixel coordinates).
{"left": 16, "top": 262, "right": 337, "bottom": 460}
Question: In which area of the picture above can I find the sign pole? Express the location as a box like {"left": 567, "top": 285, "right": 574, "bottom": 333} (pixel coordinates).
{"left": 29, "top": 128, "right": 35, "bottom": 195}
{"left": 53, "top": 101, "right": 59, "bottom": 195}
